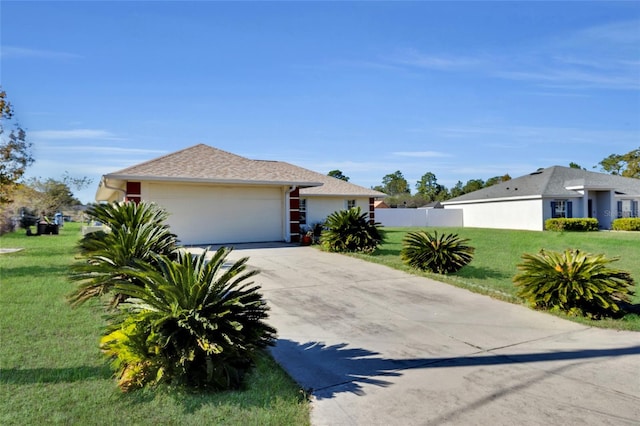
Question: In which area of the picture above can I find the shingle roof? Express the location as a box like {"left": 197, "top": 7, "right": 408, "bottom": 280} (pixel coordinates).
{"left": 443, "top": 166, "right": 640, "bottom": 204}
{"left": 104, "top": 144, "right": 385, "bottom": 197}
{"left": 298, "top": 169, "right": 386, "bottom": 197}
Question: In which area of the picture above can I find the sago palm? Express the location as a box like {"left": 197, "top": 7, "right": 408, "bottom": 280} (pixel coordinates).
{"left": 320, "top": 207, "right": 384, "bottom": 253}
{"left": 101, "top": 248, "right": 276, "bottom": 391}
{"left": 78, "top": 201, "right": 177, "bottom": 254}
{"left": 69, "top": 201, "right": 179, "bottom": 307}
{"left": 401, "top": 230, "right": 474, "bottom": 274}
{"left": 513, "top": 249, "right": 635, "bottom": 318}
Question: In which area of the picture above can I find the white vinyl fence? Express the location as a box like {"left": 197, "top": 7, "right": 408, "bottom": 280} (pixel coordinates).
{"left": 375, "top": 208, "right": 463, "bottom": 228}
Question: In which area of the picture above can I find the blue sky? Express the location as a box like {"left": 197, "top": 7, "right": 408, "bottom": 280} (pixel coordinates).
{"left": 2, "top": 1, "right": 639, "bottom": 203}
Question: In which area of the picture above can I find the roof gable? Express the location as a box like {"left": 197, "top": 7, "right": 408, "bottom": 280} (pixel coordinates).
{"left": 106, "top": 144, "right": 319, "bottom": 186}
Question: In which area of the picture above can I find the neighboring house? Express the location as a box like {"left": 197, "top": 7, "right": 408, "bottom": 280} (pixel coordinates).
{"left": 418, "top": 201, "right": 443, "bottom": 209}
{"left": 441, "top": 166, "right": 640, "bottom": 231}
{"left": 95, "top": 144, "right": 385, "bottom": 245}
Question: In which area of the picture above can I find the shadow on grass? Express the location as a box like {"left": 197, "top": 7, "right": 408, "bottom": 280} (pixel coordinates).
{"left": 0, "top": 365, "right": 111, "bottom": 384}
{"left": 371, "top": 247, "right": 401, "bottom": 257}
{"left": 272, "top": 339, "right": 640, "bottom": 400}
{"left": 456, "top": 264, "right": 511, "bottom": 281}
{"left": 1, "top": 264, "right": 72, "bottom": 279}
{"left": 619, "top": 301, "right": 640, "bottom": 315}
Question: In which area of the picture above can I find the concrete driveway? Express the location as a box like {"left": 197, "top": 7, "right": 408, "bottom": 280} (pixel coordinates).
{"left": 193, "top": 244, "right": 640, "bottom": 425}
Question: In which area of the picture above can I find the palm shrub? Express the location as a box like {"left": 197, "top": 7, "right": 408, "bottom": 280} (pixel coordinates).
{"left": 77, "top": 201, "right": 177, "bottom": 253}
{"left": 101, "top": 248, "right": 276, "bottom": 392}
{"left": 513, "top": 249, "right": 635, "bottom": 318}
{"left": 69, "top": 201, "right": 179, "bottom": 307}
{"left": 400, "top": 230, "right": 475, "bottom": 274}
{"left": 320, "top": 207, "right": 384, "bottom": 253}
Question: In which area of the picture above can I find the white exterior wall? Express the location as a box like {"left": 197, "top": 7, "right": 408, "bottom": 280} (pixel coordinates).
{"left": 375, "top": 209, "right": 427, "bottom": 227}
{"left": 426, "top": 208, "right": 463, "bottom": 227}
{"left": 447, "top": 198, "right": 544, "bottom": 231}
{"left": 143, "top": 182, "right": 284, "bottom": 245}
{"left": 374, "top": 208, "right": 463, "bottom": 227}
{"left": 304, "top": 196, "right": 370, "bottom": 225}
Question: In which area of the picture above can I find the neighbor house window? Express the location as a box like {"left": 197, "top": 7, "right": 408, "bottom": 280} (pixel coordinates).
{"left": 299, "top": 199, "right": 307, "bottom": 225}
{"left": 551, "top": 200, "right": 572, "bottom": 218}
{"left": 346, "top": 199, "right": 356, "bottom": 210}
{"left": 618, "top": 200, "right": 639, "bottom": 218}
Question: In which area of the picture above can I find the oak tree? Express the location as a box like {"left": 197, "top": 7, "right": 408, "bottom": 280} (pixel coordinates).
{"left": 0, "top": 89, "right": 34, "bottom": 204}
{"left": 328, "top": 169, "right": 350, "bottom": 181}
{"left": 598, "top": 148, "right": 640, "bottom": 179}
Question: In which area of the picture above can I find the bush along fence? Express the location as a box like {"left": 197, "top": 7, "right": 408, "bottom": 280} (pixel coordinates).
{"left": 545, "top": 218, "right": 599, "bottom": 232}
{"left": 612, "top": 218, "right": 640, "bottom": 231}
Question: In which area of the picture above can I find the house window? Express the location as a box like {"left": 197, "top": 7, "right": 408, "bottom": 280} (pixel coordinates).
{"left": 299, "top": 199, "right": 307, "bottom": 225}
{"left": 618, "top": 200, "right": 639, "bottom": 218}
{"left": 551, "top": 200, "right": 572, "bottom": 218}
{"left": 346, "top": 199, "right": 356, "bottom": 210}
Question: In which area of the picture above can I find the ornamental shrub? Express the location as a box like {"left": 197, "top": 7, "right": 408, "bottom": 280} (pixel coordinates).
{"left": 69, "top": 201, "right": 179, "bottom": 308}
{"left": 101, "top": 248, "right": 276, "bottom": 392}
{"left": 513, "top": 249, "right": 635, "bottom": 319}
{"left": 545, "top": 218, "right": 599, "bottom": 232}
{"left": 401, "top": 230, "right": 474, "bottom": 274}
{"left": 612, "top": 218, "right": 640, "bottom": 231}
{"left": 320, "top": 207, "right": 384, "bottom": 253}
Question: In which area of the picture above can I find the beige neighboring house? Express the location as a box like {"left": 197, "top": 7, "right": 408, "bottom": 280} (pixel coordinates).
{"left": 95, "top": 144, "right": 385, "bottom": 245}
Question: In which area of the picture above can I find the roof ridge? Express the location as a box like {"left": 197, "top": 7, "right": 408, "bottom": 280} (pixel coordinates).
{"left": 112, "top": 143, "right": 253, "bottom": 175}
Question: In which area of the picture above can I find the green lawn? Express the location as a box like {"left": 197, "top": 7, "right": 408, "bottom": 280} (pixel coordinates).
{"left": 349, "top": 227, "right": 640, "bottom": 331}
{"left": 0, "top": 223, "right": 309, "bottom": 425}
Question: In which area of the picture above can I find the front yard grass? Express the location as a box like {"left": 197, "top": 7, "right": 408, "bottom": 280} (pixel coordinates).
{"left": 0, "top": 223, "right": 309, "bottom": 425}
{"left": 350, "top": 227, "right": 640, "bottom": 331}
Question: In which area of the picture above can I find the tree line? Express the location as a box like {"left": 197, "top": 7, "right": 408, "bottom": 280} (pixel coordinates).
{"left": 329, "top": 147, "right": 640, "bottom": 208}
{"left": 371, "top": 170, "right": 513, "bottom": 208}
{"left": 1, "top": 89, "right": 90, "bottom": 233}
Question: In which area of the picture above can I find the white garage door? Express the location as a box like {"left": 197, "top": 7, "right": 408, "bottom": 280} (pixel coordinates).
{"left": 147, "top": 183, "right": 284, "bottom": 245}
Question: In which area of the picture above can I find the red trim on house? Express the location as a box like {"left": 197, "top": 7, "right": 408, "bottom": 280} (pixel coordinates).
{"left": 126, "top": 182, "right": 141, "bottom": 194}
{"left": 125, "top": 181, "right": 142, "bottom": 204}
{"left": 289, "top": 187, "right": 301, "bottom": 242}
{"left": 369, "top": 197, "right": 375, "bottom": 224}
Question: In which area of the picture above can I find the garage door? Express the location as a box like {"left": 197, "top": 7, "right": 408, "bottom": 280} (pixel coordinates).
{"left": 147, "top": 183, "right": 284, "bottom": 245}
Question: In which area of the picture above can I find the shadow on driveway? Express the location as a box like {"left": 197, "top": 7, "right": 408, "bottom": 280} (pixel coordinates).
{"left": 274, "top": 339, "right": 640, "bottom": 400}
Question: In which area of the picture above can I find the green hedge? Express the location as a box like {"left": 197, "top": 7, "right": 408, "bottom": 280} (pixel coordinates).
{"left": 612, "top": 218, "right": 640, "bottom": 231}
{"left": 545, "top": 218, "right": 599, "bottom": 232}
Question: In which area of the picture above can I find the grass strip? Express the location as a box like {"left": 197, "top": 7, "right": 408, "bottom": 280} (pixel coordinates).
{"left": 348, "top": 227, "right": 640, "bottom": 331}
{"left": 0, "top": 222, "right": 309, "bottom": 425}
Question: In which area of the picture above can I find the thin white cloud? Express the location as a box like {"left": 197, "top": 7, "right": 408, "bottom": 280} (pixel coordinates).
{"left": 30, "top": 129, "right": 124, "bottom": 141}
{"left": 1, "top": 45, "right": 81, "bottom": 59}
{"left": 496, "top": 19, "right": 640, "bottom": 90}
{"left": 392, "top": 151, "right": 451, "bottom": 158}
{"left": 495, "top": 68, "right": 640, "bottom": 91}
{"left": 437, "top": 125, "right": 639, "bottom": 147}
{"left": 386, "top": 48, "right": 482, "bottom": 71}
{"left": 570, "top": 19, "right": 640, "bottom": 47}
{"left": 36, "top": 145, "right": 168, "bottom": 156}
{"left": 378, "top": 19, "right": 640, "bottom": 91}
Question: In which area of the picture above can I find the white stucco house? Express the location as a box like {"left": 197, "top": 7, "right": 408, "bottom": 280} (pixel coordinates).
{"left": 441, "top": 166, "right": 640, "bottom": 231}
{"left": 95, "top": 144, "right": 385, "bottom": 245}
